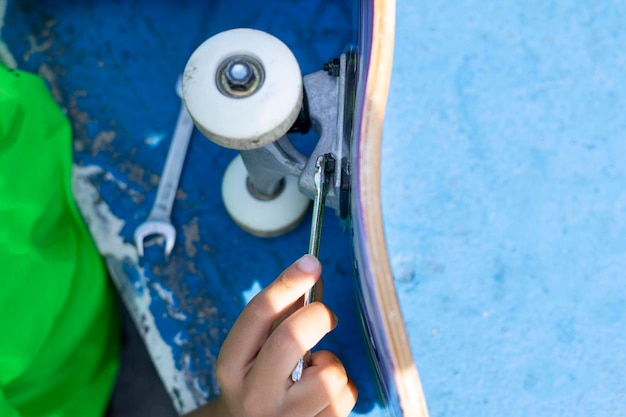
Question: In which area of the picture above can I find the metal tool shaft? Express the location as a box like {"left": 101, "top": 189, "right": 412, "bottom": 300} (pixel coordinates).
{"left": 292, "top": 154, "right": 331, "bottom": 382}
{"left": 134, "top": 76, "right": 194, "bottom": 258}
{"left": 304, "top": 155, "right": 328, "bottom": 304}
{"left": 149, "top": 96, "right": 195, "bottom": 220}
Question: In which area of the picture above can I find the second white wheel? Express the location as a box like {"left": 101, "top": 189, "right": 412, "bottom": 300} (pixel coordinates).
{"left": 183, "top": 28, "right": 303, "bottom": 150}
{"left": 222, "top": 155, "right": 310, "bottom": 237}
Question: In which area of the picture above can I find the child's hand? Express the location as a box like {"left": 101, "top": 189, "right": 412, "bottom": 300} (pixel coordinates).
{"left": 187, "top": 254, "right": 358, "bottom": 417}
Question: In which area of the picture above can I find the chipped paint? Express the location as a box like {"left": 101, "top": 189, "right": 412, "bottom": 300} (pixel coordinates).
{"left": 36, "top": 63, "right": 63, "bottom": 104}
{"left": 72, "top": 165, "right": 137, "bottom": 260}
{"left": 174, "top": 331, "right": 188, "bottom": 346}
{"left": 72, "top": 164, "right": 198, "bottom": 413}
{"left": 183, "top": 218, "right": 200, "bottom": 257}
{"left": 0, "top": 0, "right": 16, "bottom": 68}
{"left": 66, "top": 90, "right": 92, "bottom": 148}
{"left": 102, "top": 171, "right": 141, "bottom": 199}
{"left": 23, "top": 20, "right": 56, "bottom": 62}
{"left": 153, "top": 282, "right": 188, "bottom": 321}
{"left": 91, "top": 130, "right": 116, "bottom": 156}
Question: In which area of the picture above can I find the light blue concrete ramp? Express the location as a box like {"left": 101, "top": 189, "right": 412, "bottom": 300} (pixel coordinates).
{"left": 383, "top": 1, "right": 626, "bottom": 416}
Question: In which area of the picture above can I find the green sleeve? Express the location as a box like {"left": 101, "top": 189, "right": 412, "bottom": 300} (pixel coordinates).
{"left": 0, "top": 390, "right": 20, "bottom": 417}
{"left": 0, "top": 66, "right": 120, "bottom": 416}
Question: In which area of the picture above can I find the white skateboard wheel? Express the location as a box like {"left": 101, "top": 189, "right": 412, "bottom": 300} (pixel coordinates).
{"left": 222, "top": 155, "right": 310, "bottom": 237}
{"left": 183, "top": 28, "right": 303, "bottom": 150}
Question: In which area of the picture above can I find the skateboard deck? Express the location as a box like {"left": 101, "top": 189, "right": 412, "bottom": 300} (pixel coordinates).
{"left": 351, "top": 0, "right": 428, "bottom": 415}
{"left": 3, "top": 0, "right": 413, "bottom": 416}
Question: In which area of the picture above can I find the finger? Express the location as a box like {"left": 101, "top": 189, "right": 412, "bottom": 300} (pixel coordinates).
{"left": 284, "top": 351, "right": 352, "bottom": 416}
{"left": 271, "top": 276, "right": 325, "bottom": 333}
{"left": 315, "top": 380, "right": 358, "bottom": 417}
{"left": 247, "top": 302, "right": 337, "bottom": 394}
{"left": 218, "top": 255, "right": 321, "bottom": 378}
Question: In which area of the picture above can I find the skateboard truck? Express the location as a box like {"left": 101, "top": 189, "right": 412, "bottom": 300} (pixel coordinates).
{"left": 182, "top": 28, "right": 355, "bottom": 237}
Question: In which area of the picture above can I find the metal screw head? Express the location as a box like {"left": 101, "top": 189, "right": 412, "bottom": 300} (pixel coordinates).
{"left": 323, "top": 58, "right": 340, "bottom": 77}
{"left": 217, "top": 55, "right": 265, "bottom": 98}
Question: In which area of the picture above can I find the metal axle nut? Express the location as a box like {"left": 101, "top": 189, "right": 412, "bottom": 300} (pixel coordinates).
{"left": 217, "top": 55, "right": 265, "bottom": 98}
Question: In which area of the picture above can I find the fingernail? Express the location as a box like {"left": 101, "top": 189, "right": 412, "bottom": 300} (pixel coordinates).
{"left": 297, "top": 254, "right": 319, "bottom": 274}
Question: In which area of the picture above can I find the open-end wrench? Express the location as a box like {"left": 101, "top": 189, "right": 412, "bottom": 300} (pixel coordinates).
{"left": 134, "top": 75, "right": 194, "bottom": 258}
{"left": 291, "top": 153, "right": 334, "bottom": 382}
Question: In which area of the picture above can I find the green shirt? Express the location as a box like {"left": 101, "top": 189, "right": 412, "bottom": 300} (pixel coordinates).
{"left": 0, "top": 66, "right": 120, "bottom": 416}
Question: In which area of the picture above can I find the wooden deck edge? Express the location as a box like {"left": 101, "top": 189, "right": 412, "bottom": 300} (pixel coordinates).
{"left": 359, "top": 0, "right": 429, "bottom": 415}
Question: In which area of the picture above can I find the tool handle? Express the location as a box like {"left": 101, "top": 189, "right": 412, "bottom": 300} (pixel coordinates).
{"left": 149, "top": 102, "right": 195, "bottom": 220}
{"left": 292, "top": 154, "right": 333, "bottom": 382}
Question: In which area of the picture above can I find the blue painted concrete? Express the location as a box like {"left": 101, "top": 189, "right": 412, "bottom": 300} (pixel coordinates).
{"left": 383, "top": 1, "right": 626, "bottom": 416}
{"left": 4, "top": 1, "right": 384, "bottom": 415}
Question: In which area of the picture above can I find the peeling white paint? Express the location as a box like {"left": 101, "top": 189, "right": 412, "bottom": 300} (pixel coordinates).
{"left": 103, "top": 170, "right": 140, "bottom": 198}
{"left": 0, "top": 0, "right": 17, "bottom": 68}
{"left": 174, "top": 331, "right": 187, "bottom": 346}
{"left": 153, "top": 281, "right": 188, "bottom": 321}
{"left": 192, "top": 374, "right": 210, "bottom": 400}
{"left": 72, "top": 164, "right": 198, "bottom": 413}
{"left": 73, "top": 165, "right": 137, "bottom": 260}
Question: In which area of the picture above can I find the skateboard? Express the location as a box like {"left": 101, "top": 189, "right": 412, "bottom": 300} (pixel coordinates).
{"left": 350, "top": 0, "right": 429, "bottom": 415}
{"left": 357, "top": 0, "right": 435, "bottom": 415}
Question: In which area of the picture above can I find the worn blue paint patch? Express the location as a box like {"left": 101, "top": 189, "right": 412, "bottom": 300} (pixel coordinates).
{"left": 384, "top": 1, "right": 626, "bottom": 416}
{"left": 4, "top": 0, "right": 380, "bottom": 415}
